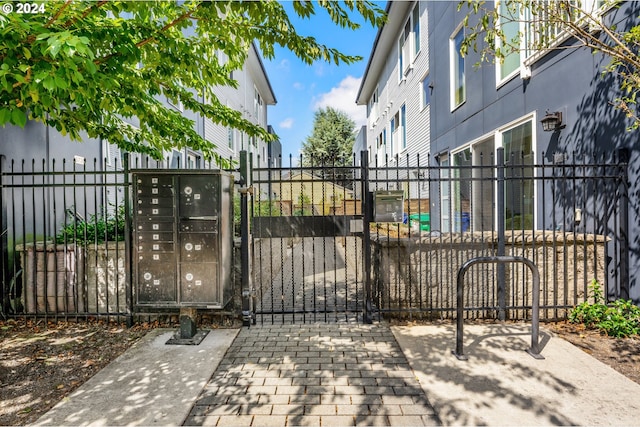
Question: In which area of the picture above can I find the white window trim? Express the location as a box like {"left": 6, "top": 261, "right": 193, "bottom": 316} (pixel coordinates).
{"left": 495, "top": 0, "right": 527, "bottom": 87}
{"left": 400, "top": 103, "right": 407, "bottom": 153}
{"left": 398, "top": 3, "right": 421, "bottom": 82}
{"left": 494, "top": 0, "right": 607, "bottom": 82}
{"left": 420, "top": 70, "right": 431, "bottom": 111}
{"left": 450, "top": 23, "right": 466, "bottom": 111}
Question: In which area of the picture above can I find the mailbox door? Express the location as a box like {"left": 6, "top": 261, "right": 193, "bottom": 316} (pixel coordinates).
{"left": 179, "top": 175, "right": 219, "bottom": 217}
{"left": 137, "top": 258, "right": 176, "bottom": 303}
{"left": 179, "top": 262, "right": 219, "bottom": 305}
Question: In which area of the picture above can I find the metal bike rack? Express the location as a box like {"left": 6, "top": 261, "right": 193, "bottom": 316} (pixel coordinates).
{"left": 453, "top": 256, "right": 544, "bottom": 361}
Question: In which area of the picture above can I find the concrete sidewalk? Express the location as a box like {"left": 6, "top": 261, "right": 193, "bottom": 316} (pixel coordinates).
{"left": 33, "top": 322, "right": 640, "bottom": 426}
{"left": 392, "top": 323, "right": 640, "bottom": 426}
{"left": 34, "top": 328, "right": 238, "bottom": 426}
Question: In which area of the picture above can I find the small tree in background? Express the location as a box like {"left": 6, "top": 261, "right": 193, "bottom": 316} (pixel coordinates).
{"left": 301, "top": 107, "right": 356, "bottom": 187}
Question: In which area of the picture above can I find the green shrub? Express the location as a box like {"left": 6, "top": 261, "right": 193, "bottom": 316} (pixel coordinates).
{"left": 55, "top": 205, "right": 126, "bottom": 244}
{"left": 569, "top": 279, "right": 640, "bottom": 338}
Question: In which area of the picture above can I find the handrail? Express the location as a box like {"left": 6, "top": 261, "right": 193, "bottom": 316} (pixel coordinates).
{"left": 453, "top": 256, "right": 544, "bottom": 361}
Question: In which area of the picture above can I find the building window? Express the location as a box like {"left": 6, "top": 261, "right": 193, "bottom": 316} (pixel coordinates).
{"left": 400, "top": 104, "right": 406, "bottom": 150}
{"left": 439, "top": 154, "right": 451, "bottom": 232}
{"left": 368, "top": 86, "right": 379, "bottom": 122}
{"left": 228, "top": 127, "right": 234, "bottom": 149}
{"left": 389, "top": 107, "right": 406, "bottom": 155}
{"left": 170, "top": 149, "right": 182, "bottom": 169}
{"left": 421, "top": 73, "right": 431, "bottom": 110}
{"left": 450, "top": 26, "right": 466, "bottom": 109}
{"left": 413, "top": 4, "right": 420, "bottom": 54}
{"left": 186, "top": 152, "right": 201, "bottom": 169}
{"left": 398, "top": 3, "right": 420, "bottom": 81}
{"left": 254, "top": 87, "right": 263, "bottom": 122}
{"left": 497, "top": 0, "right": 521, "bottom": 82}
{"left": 440, "top": 117, "right": 535, "bottom": 233}
{"left": 502, "top": 120, "right": 534, "bottom": 229}
{"left": 390, "top": 113, "right": 397, "bottom": 155}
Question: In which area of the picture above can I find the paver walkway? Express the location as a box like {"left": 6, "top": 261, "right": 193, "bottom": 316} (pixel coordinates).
{"left": 184, "top": 323, "right": 441, "bottom": 426}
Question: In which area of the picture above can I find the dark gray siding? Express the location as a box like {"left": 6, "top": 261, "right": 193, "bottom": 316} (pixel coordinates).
{"left": 427, "top": 1, "right": 640, "bottom": 302}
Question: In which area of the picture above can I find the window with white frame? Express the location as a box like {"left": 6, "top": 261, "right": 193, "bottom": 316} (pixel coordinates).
{"left": 497, "top": 0, "right": 521, "bottom": 83}
{"left": 413, "top": 4, "right": 420, "bottom": 54}
{"left": 398, "top": 3, "right": 421, "bottom": 80}
{"left": 391, "top": 112, "right": 398, "bottom": 155}
{"left": 186, "top": 152, "right": 201, "bottom": 169}
{"left": 389, "top": 107, "right": 407, "bottom": 155}
{"left": 450, "top": 26, "right": 466, "bottom": 109}
{"left": 228, "top": 127, "right": 234, "bottom": 150}
{"left": 400, "top": 104, "right": 407, "bottom": 151}
{"left": 439, "top": 117, "right": 535, "bottom": 233}
{"left": 494, "top": 0, "right": 606, "bottom": 82}
{"left": 368, "top": 86, "right": 379, "bottom": 123}
{"left": 254, "top": 87, "right": 263, "bottom": 122}
{"left": 421, "top": 73, "right": 431, "bottom": 110}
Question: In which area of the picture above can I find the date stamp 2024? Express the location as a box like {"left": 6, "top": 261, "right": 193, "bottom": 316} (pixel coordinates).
{"left": 2, "top": 2, "right": 46, "bottom": 15}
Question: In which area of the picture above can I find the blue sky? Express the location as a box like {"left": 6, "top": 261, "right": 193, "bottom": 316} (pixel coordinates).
{"left": 261, "top": 2, "right": 383, "bottom": 162}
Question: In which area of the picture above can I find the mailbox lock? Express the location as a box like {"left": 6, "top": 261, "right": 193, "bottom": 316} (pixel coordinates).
{"left": 185, "top": 243, "right": 193, "bottom": 251}
{"left": 185, "top": 273, "right": 194, "bottom": 281}
{"left": 184, "top": 186, "right": 193, "bottom": 195}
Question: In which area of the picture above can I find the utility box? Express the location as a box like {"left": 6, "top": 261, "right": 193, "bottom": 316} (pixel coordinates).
{"left": 373, "top": 190, "right": 404, "bottom": 222}
{"left": 133, "top": 170, "right": 233, "bottom": 309}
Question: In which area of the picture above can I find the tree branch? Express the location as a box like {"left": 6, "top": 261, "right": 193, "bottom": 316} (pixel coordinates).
{"left": 95, "top": 5, "right": 201, "bottom": 65}
{"left": 45, "top": 0, "right": 73, "bottom": 28}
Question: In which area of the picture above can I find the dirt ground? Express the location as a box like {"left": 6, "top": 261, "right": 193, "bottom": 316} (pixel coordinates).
{"left": 1, "top": 319, "right": 639, "bottom": 426}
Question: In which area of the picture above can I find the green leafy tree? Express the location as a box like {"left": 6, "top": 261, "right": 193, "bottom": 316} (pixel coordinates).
{"left": 458, "top": 0, "right": 640, "bottom": 129}
{"left": 301, "top": 106, "right": 356, "bottom": 167}
{"left": 0, "top": 1, "right": 385, "bottom": 165}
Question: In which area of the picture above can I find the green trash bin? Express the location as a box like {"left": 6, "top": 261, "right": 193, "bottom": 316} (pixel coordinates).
{"left": 409, "top": 213, "right": 430, "bottom": 231}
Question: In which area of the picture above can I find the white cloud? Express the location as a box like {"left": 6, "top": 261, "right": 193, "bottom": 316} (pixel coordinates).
{"left": 313, "top": 75, "right": 367, "bottom": 128}
{"left": 279, "top": 117, "right": 294, "bottom": 129}
{"left": 278, "top": 59, "right": 290, "bottom": 71}
{"left": 293, "top": 82, "right": 304, "bottom": 91}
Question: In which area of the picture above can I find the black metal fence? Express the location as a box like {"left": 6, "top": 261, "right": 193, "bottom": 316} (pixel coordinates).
{"left": 1, "top": 150, "right": 629, "bottom": 323}
{"left": 250, "top": 149, "right": 628, "bottom": 323}
{"left": 0, "top": 156, "right": 131, "bottom": 322}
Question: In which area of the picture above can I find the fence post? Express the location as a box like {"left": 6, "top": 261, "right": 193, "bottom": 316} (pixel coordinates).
{"left": 123, "top": 153, "right": 133, "bottom": 327}
{"left": 361, "top": 150, "right": 373, "bottom": 324}
{"left": 0, "top": 155, "right": 7, "bottom": 315}
{"left": 239, "top": 151, "right": 253, "bottom": 326}
{"left": 617, "top": 148, "right": 630, "bottom": 300}
{"left": 496, "top": 148, "right": 506, "bottom": 321}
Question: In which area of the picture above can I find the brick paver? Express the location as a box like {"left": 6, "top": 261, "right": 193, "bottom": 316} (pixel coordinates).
{"left": 183, "top": 324, "right": 441, "bottom": 426}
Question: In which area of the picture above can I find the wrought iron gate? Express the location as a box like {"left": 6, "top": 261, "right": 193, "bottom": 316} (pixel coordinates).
{"left": 248, "top": 154, "right": 369, "bottom": 324}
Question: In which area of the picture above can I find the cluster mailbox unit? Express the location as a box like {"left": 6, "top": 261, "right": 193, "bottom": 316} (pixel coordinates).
{"left": 133, "top": 170, "right": 233, "bottom": 310}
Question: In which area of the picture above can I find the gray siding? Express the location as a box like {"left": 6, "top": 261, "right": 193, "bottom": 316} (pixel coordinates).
{"left": 427, "top": 1, "right": 640, "bottom": 302}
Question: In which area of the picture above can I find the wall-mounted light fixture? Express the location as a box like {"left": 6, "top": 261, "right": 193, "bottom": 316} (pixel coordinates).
{"left": 540, "top": 111, "right": 563, "bottom": 132}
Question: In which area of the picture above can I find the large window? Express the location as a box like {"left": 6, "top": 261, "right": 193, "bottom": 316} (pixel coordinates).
{"left": 439, "top": 118, "right": 535, "bottom": 233}
{"left": 502, "top": 120, "right": 534, "bottom": 229}
{"left": 450, "top": 27, "right": 466, "bottom": 109}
